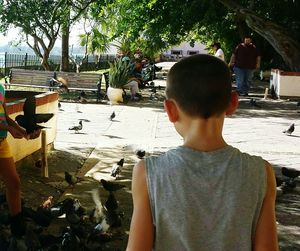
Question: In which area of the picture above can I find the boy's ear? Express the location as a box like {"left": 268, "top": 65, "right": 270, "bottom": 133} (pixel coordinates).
{"left": 164, "top": 99, "right": 179, "bottom": 122}
{"left": 226, "top": 91, "right": 239, "bottom": 115}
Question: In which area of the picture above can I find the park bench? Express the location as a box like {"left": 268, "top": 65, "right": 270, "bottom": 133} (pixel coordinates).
{"left": 6, "top": 68, "right": 103, "bottom": 99}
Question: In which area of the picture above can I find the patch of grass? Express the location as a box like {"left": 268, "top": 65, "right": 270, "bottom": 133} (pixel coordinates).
{"left": 81, "top": 68, "right": 109, "bottom": 74}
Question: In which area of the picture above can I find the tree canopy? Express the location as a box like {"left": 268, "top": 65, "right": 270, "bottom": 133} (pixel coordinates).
{"left": 0, "top": 0, "right": 97, "bottom": 70}
{"left": 94, "top": 0, "right": 300, "bottom": 71}
{"left": 1, "top": 0, "right": 300, "bottom": 71}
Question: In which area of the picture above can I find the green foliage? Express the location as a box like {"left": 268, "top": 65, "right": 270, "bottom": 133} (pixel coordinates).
{"left": 79, "top": 28, "right": 110, "bottom": 54}
{"left": 95, "top": 0, "right": 300, "bottom": 70}
{"left": 108, "top": 58, "right": 131, "bottom": 88}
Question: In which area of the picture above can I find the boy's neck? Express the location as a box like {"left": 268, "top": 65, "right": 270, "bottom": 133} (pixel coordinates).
{"left": 180, "top": 116, "right": 227, "bottom": 152}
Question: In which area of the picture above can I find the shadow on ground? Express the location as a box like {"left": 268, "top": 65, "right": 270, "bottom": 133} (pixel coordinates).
{"left": 1, "top": 80, "right": 300, "bottom": 250}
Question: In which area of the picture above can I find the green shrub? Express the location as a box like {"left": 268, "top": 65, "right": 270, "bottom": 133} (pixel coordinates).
{"left": 108, "top": 58, "right": 131, "bottom": 88}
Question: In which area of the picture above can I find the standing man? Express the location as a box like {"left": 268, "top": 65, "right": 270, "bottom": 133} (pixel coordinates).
{"left": 229, "top": 36, "right": 261, "bottom": 96}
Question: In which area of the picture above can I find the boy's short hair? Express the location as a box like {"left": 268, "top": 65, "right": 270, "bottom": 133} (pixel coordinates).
{"left": 166, "top": 54, "right": 232, "bottom": 119}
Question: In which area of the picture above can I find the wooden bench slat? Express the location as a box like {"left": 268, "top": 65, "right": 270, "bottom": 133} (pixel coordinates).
{"left": 8, "top": 69, "right": 102, "bottom": 94}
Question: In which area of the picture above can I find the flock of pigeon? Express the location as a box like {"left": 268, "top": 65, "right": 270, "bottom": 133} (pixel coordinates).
{"left": 1, "top": 93, "right": 298, "bottom": 249}
{"left": 0, "top": 95, "right": 149, "bottom": 250}
{"left": 0, "top": 149, "right": 145, "bottom": 250}
{"left": 0, "top": 177, "right": 129, "bottom": 250}
{"left": 276, "top": 167, "right": 300, "bottom": 196}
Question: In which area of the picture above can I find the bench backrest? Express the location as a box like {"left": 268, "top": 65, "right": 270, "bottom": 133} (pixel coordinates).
{"left": 57, "top": 72, "right": 102, "bottom": 89}
{"left": 9, "top": 68, "right": 102, "bottom": 89}
{"left": 10, "top": 68, "right": 54, "bottom": 86}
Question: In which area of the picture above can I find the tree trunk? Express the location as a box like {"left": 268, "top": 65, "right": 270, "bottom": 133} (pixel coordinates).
{"left": 61, "top": 9, "right": 70, "bottom": 72}
{"left": 219, "top": 0, "right": 300, "bottom": 71}
{"left": 61, "top": 26, "right": 70, "bottom": 72}
{"left": 244, "top": 12, "right": 300, "bottom": 71}
{"left": 41, "top": 49, "right": 51, "bottom": 70}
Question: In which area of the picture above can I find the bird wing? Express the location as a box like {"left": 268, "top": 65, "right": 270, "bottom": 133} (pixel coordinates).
{"left": 15, "top": 115, "right": 26, "bottom": 128}
{"left": 35, "top": 113, "right": 54, "bottom": 123}
{"left": 91, "top": 189, "right": 105, "bottom": 223}
{"left": 23, "top": 96, "right": 36, "bottom": 119}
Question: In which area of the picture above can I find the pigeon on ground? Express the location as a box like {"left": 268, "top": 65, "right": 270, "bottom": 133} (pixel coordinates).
{"left": 276, "top": 176, "right": 285, "bottom": 187}
{"left": 110, "top": 111, "right": 116, "bottom": 121}
{"left": 281, "top": 179, "right": 297, "bottom": 192}
{"left": 135, "top": 149, "right": 146, "bottom": 159}
{"left": 86, "top": 230, "right": 113, "bottom": 249}
{"left": 24, "top": 224, "right": 42, "bottom": 250}
{"left": 100, "top": 179, "right": 126, "bottom": 192}
{"left": 64, "top": 171, "right": 82, "bottom": 187}
{"left": 282, "top": 167, "right": 300, "bottom": 179}
{"left": 80, "top": 91, "right": 86, "bottom": 98}
{"left": 22, "top": 206, "right": 52, "bottom": 227}
{"left": 68, "top": 121, "right": 83, "bottom": 133}
{"left": 61, "top": 227, "right": 81, "bottom": 251}
{"left": 15, "top": 96, "right": 54, "bottom": 133}
{"left": 78, "top": 96, "right": 87, "bottom": 104}
{"left": 151, "top": 86, "right": 157, "bottom": 94}
{"left": 38, "top": 234, "right": 63, "bottom": 250}
{"left": 110, "top": 158, "right": 125, "bottom": 178}
{"left": 249, "top": 98, "right": 261, "bottom": 108}
{"left": 283, "top": 123, "right": 295, "bottom": 135}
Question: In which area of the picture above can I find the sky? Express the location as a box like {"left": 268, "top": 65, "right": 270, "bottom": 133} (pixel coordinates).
{"left": 0, "top": 26, "right": 82, "bottom": 47}
{"left": 0, "top": 24, "right": 118, "bottom": 54}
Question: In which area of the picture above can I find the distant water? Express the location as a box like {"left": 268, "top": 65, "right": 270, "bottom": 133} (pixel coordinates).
{"left": 0, "top": 52, "right": 103, "bottom": 69}
{"left": 0, "top": 53, "right": 4, "bottom": 67}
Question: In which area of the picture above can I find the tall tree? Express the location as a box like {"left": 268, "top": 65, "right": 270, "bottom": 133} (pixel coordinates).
{"left": 104, "top": 0, "right": 300, "bottom": 71}
{"left": 0, "top": 0, "right": 67, "bottom": 70}
{"left": 60, "top": 0, "right": 99, "bottom": 72}
{"left": 0, "top": 0, "right": 98, "bottom": 71}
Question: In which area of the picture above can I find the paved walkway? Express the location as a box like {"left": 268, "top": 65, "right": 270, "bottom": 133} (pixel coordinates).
{"left": 53, "top": 80, "right": 300, "bottom": 250}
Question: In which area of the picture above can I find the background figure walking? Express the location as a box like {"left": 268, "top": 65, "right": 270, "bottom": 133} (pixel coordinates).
{"left": 229, "top": 36, "right": 261, "bottom": 96}
{"left": 212, "top": 42, "right": 225, "bottom": 61}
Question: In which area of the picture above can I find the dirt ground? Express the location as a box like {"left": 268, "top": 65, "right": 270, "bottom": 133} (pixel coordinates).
{"left": 1, "top": 82, "right": 300, "bottom": 250}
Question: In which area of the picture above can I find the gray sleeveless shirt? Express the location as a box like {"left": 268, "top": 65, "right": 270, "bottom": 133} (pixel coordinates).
{"left": 145, "top": 145, "right": 266, "bottom": 251}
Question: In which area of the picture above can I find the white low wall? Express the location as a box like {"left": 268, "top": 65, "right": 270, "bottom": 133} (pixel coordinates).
{"left": 270, "top": 69, "right": 300, "bottom": 97}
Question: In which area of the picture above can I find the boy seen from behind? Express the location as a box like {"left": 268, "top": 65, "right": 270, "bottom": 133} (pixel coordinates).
{"left": 126, "top": 54, "right": 278, "bottom": 251}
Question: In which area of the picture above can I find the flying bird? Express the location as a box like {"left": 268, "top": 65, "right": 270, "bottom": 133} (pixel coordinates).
{"left": 49, "top": 76, "right": 69, "bottom": 92}
{"left": 15, "top": 96, "right": 54, "bottom": 134}
{"left": 283, "top": 123, "right": 295, "bottom": 135}
{"left": 90, "top": 189, "right": 106, "bottom": 224}
{"left": 68, "top": 121, "right": 83, "bottom": 133}
{"left": 110, "top": 158, "right": 124, "bottom": 178}
{"left": 282, "top": 167, "right": 300, "bottom": 179}
{"left": 100, "top": 179, "right": 126, "bottom": 192}
{"left": 110, "top": 111, "right": 116, "bottom": 121}
{"left": 105, "top": 192, "right": 119, "bottom": 212}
